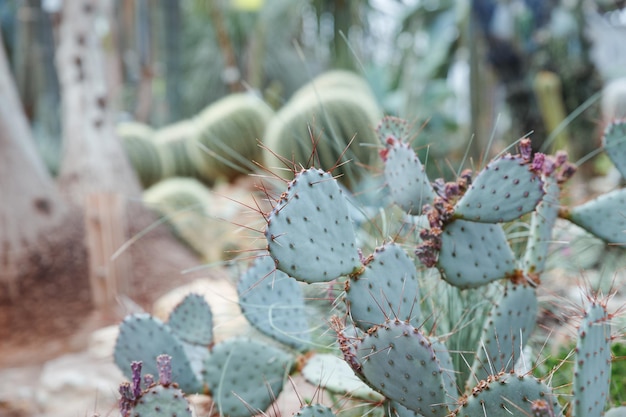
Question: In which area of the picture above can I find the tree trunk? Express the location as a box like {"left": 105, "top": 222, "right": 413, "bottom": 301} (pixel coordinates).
{"left": 0, "top": 26, "right": 68, "bottom": 299}
{"left": 55, "top": 0, "right": 141, "bottom": 205}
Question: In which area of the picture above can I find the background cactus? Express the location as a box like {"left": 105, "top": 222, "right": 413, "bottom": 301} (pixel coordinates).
{"left": 189, "top": 92, "right": 274, "bottom": 184}
{"left": 264, "top": 70, "right": 382, "bottom": 188}
{"left": 117, "top": 121, "right": 164, "bottom": 187}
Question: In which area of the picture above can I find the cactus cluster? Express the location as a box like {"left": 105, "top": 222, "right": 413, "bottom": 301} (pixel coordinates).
{"left": 112, "top": 117, "right": 625, "bottom": 417}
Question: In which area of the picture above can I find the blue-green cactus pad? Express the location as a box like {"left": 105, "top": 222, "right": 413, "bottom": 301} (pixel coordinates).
{"left": 383, "top": 142, "right": 435, "bottom": 215}
{"left": 203, "top": 338, "right": 293, "bottom": 417}
{"left": 454, "top": 155, "right": 544, "bottom": 223}
{"left": 453, "top": 372, "right": 560, "bottom": 417}
{"left": 130, "top": 384, "right": 192, "bottom": 417}
{"left": 167, "top": 293, "right": 214, "bottom": 346}
{"left": 376, "top": 116, "right": 410, "bottom": 144}
{"left": 294, "top": 404, "right": 337, "bottom": 417}
{"left": 114, "top": 314, "right": 202, "bottom": 393}
{"left": 472, "top": 282, "right": 538, "bottom": 381}
{"left": 346, "top": 243, "right": 421, "bottom": 330}
{"left": 437, "top": 220, "right": 518, "bottom": 289}
{"left": 238, "top": 255, "right": 310, "bottom": 350}
{"left": 356, "top": 319, "right": 450, "bottom": 417}
{"left": 573, "top": 302, "right": 612, "bottom": 417}
{"left": 602, "top": 119, "right": 626, "bottom": 179}
{"left": 429, "top": 336, "right": 459, "bottom": 401}
{"left": 265, "top": 168, "right": 361, "bottom": 283}
{"left": 301, "top": 353, "right": 384, "bottom": 401}
{"left": 605, "top": 406, "right": 626, "bottom": 417}
{"left": 522, "top": 175, "right": 560, "bottom": 275}
{"left": 565, "top": 188, "right": 626, "bottom": 244}
{"left": 386, "top": 401, "right": 422, "bottom": 417}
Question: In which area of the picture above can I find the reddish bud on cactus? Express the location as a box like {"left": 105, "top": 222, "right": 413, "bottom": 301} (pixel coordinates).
{"left": 157, "top": 354, "right": 173, "bottom": 386}
{"left": 531, "top": 152, "right": 546, "bottom": 173}
{"left": 520, "top": 138, "right": 533, "bottom": 162}
{"left": 131, "top": 361, "right": 143, "bottom": 397}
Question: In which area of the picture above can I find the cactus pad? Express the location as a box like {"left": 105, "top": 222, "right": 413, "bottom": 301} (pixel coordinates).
{"left": 130, "top": 384, "right": 192, "bottom": 417}
{"left": 114, "top": 314, "right": 202, "bottom": 393}
{"left": 203, "top": 338, "right": 293, "bottom": 417}
{"left": 453, "top": 372, "right": 560, "bottom": 417}
{"left": 301, "top": 353, "right": 384, "bottom": 401}
{"left": 382, "top": 140, "right": 435, "bottom": 215}
{"left": 346, "top": 243, "right": 421, "bottom": 330}
{"left": 454, "top": 155, "right": 544, "bottom": 223}
{"left": 564, "top": 188, "right": 626, "bottom": 244}
{"left": 265, "top": 168, "right": 361, "bottom": 283}
{"left": 472, "top": 282, "right": 538, "bottom": 381}
{"left": 167, "top": 293, "right": 214, "bottom": 346}
{"left": 436, "top": 220, "right": 518, "bottom": 289}
{"left": 238, "top": 254, "right": 310, "bottom": 350}
{"left": 355, "top": 319, "right": 450, "bottom": 417}
{"left": 602, "top": 119, "right": 626, "bottom": 178}
{"left": 376, "top": 116, "right": 410, "bottom": 145}
{"left": 294, "top": 404, "right": 337, "bottom": 417}
{"left": 573, "top": 301, "right": 612, "bottom": 417}
{"left": 522, "top": 175, "right": 560, "bottom": 275}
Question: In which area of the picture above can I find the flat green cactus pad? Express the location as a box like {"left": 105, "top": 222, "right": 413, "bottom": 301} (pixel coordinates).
{"left": 203, "top": 338, "right": 293, "bottom": 417}
{"left": 238, "top": 255, "right": 310, "bottom": 351}
{"left": 346, "top": 243, "right": 421, "bottom": 330}
{"left": 301, "top": 353, "right": 384, "bottom": 401}
{"left": 383, "top": 141, "right": 435, "bottom": 215}
{"left": 130, "top": 384, "right": 192, "bottom": 417}
{"left": 472, "top": 282, "right": 538, "bottom": 381}
{"left": 564, "top": 188, "right": 626, "bottom": 244}
{"left": 356, "top": 319, "right": 450, "bottom": 417}
{"left": 523, "top": 175, "right": 560, "bottom": 275}
{"left": 453, "top": 372, "right": 560, "bottom": 417}
{"left": 294, "top": 404, "right": 337, "bottom": 417}
{"left": 437, "top": 220, "right": 518, "bottom": 289}
{"left": 454, "top": 155, "right": 544, "bottom": 223}
{"left": 573, "top": 302, "right": 612, "bottom": 417}
{"left": 602, "top": 119, "right": 626, "bottom": 179}
{"left": 167, "top": 293, "right": 214, "bottom": 346}
{"left": 265, "top": 168, "right": 361, "bottom": 283}
{"left": 114, "top": 314, "right": 202, "bottom": 393}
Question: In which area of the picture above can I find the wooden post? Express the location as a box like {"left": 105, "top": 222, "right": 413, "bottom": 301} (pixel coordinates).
{"left": 85, "top": 192, "right": 132, "bottom": 312}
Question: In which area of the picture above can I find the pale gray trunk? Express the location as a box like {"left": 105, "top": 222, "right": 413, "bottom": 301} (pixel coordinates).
{"left": 0, "top": 28, "right": 67, "bottom": 297}
{"left": 56, "top": 0, "right": 141, "bottom": 205}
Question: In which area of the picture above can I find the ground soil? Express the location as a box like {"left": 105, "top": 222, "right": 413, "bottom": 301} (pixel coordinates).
{"left": 0, "top": 207, "right": 213, "bottom": 368}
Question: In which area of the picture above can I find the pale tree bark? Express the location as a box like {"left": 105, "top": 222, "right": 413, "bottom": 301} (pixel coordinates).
{"left": 56, "top": 0, "right": 141, "bottom": 205}
{"left": 0, "top": 27, "right": 69, "bottom": 299}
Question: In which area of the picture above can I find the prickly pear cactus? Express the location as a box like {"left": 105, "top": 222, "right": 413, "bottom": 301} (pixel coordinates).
{"left": 435, "top": 220, "right": 518, "bottom": 289}
{"left": 237, "top": 254, "right": 310, "bottom": 350}
{"left": 265, "top": 168, "right": 361, "bottom": 283}
{"left": 301, "top": 353, "right": 384, "bottom": 401}
{"left": 119, "top": 356, "right": 192, "bottom": 417}
{"left": 452, "top": 372, "right": 560, "bottom": 417}
{"left": 379, "top": 118, "right": 435, "bottom": 215}
{"left": 167, "top": 293, "right": 214, "bottom": 346}
{"left": 563, "top": 188, "right": 626, "bottom": 245}
{"left": 453, "top": 155, "right": 544, "bottom": 223}
{"left": 345, "top": 242, "right": 421, "bottom": 330}
{"left": 572, "top": 300, "right": 612, "bottom": 417}
{"left": 602, "top": 119, "right": 626, "bottom": 178}
{"left": 293, "top": 404, "right": 337, "bottom": 417}
{"left": 471, "top": 282, "right": 538, "bottom": 381}
{"left": 203, "top": 338, "right": 293, "bottom": 417}
{"left": 522, "top": 174, "right": 561, "bottom": 276}
{"left": 114, "top": 313, "right": 203, "bottom": 393}
{"left": 351, "top": 319, "right": 451, "bottom": 417}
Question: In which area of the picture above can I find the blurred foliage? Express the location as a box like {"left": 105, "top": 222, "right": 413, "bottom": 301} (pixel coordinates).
{"left": 3, "top": 0, "right": 626, "bottom": 179}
